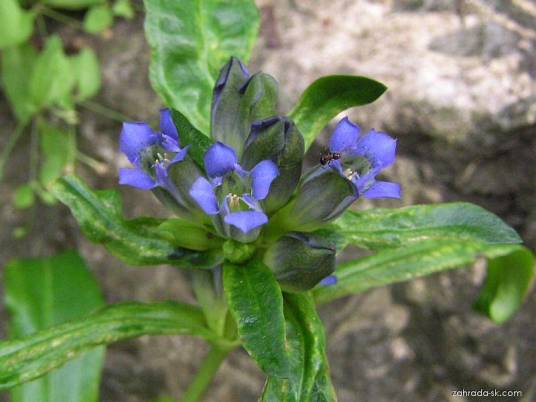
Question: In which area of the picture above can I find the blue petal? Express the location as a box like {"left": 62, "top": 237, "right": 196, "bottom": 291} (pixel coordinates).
{"left": 363, "top": 181, "right": 401, "bottom": 199}
{"left": 189, "top": 177, "right": 219, "bottom": 215}
{"left": 353, "top": 130, "right": 397, "bottom": 169}
{"left": 119, "top": 168, "right": 156, "bottom": 190}
{"left": 251, "top": 160, "right": 279, "bottom": 200}
{"left": 204, "top": 142, "right": 237, "bottom": 178}
{"left": 224, "top": 211, "right": 268, "bottom": 233}
{"left": 159, "top": 109, "right": 179, "bottom": 145}
{"left": 169, "top": 145, "right": 190, "bottom": 165}
{"left": 119, "top": 122, "right": 157, "bottom": 164}
{"left": 154, "top": 162, "right": 171, "bottom": 188}
{"left": 319, "top": 275, "right": 338, "bottom": 286}
{"left": 329, "top": 117, "right": 360, "bottom": 153}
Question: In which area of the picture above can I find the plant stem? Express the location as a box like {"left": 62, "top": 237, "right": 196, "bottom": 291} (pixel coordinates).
{"left": 180, "top": 345, "right": 232, "bottom": 402}
{"left": 0, "top": 121, "right": 28, "bottom": 183}
{"left": 80, "top": 100, "right": 133, "bottom": 123}
{"left": 39, "top": 6, "right": 84, "bottom": 30}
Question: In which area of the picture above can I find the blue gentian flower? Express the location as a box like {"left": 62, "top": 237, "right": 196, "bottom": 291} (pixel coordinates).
{"left": 327, "top": 117, "right": 401, "bottom": 199}
{"left": 119, "top": 109, "right": 189, "bottom": 191}
{"left": 189, "top": 141, "right": 279, "bottom": 240}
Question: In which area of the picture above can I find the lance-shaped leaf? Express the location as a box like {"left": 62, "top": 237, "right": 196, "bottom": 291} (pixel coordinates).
{"left": 0, "top": 302, "right": 217, "bottom": 390}
{"left": 5, "top": 251, "right": 105, "bottom": 402}
{"left": 289, "top": 75, "right": 387, "bottom": 149}
{"left": 262, "top": 293, "right": 337, "bottom": 402}
{"left": 0, "top": 0, "right": 35, "bottom": 49}
{"left": 313, "top": 239, "right": 534, "bottom": 323}
{"left": 330, "top": 202, "right": 522, "bottom": 250}
{"left": 144, "top": 0, "right": 260, "bottom": 135}
{"left": 223, "top": 260, "right": 289, "bottom": 378}
{"left": 51, "top": 176, "right": 222, "bottom": 268}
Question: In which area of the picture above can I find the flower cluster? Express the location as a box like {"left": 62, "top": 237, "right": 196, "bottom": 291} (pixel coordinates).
{"left": 118, "top": 57, "right": 400, "bottom": 290}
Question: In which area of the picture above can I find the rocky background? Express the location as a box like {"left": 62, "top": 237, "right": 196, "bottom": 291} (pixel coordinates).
{"left": 1, "top": 0, "right": 536, "bottom": 401}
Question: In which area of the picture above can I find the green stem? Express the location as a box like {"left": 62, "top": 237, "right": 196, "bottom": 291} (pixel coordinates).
{"left": 80, "top": 100, "right": 133, "bottom": 123}
{"left": 39, "top": 6, "right": 84, "bottom": 30}
{"left": 180, "top": 345, "right": 232, "bottom": 402}
{"left": 0, "top": 121, "right": 28, "bottom": 183}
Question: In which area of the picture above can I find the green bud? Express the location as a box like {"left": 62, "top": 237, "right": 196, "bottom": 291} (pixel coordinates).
{"left": 157, "top": 219, "right": 221, "bottom": 251}
{"left": 263, "top": 232, "right": 335, "bottom": 292}
{"left": 241, "top": 117, "right": 304, "bottom": 213}
{"left": 223, "top": 239, "right": 256, "bottom": 264}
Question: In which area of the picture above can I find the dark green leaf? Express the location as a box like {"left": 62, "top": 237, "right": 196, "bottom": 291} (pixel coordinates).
{"left": 474, "top": 247, "right": 534, "bottom": 324}
{"left": 170, "top": 109, "right": 213, "bottom": 167}
{"left": 83, "top": 4, "right": 114, "bottom": 33}
{"left": 313, "top": 239, "right": 533, "bottom": 322}
{"left": 144, "top": 0, "right": 260, "bottom": 134}
{"left": 39, "top": 123, "right": 76, "bottom": 188}
{"left": 289, "top": 75, "right": 387, "bottom": 149}
{"left": 51, "top": 176, "right": 222, "bottom": 268}
{"left": 0, "top": 0, "right": 35, "bottom": 49}
{"left": 262, "top": 293, "right": 336, "bottom": 402}
{"left": 0, "top": 302, "right": 216, "bottom": 390}
{"left": 4, "top": 251, "right": 105, "bottom": 402}
{"left": 332, "top": 202, "right": 521, "bottom": 250}
{"left": 70, "top": 48, "right": 101, "bottom": 101}
{"left": 1, "top": 44, "right": 38, "bottom": 122}
{"left": 13, "top": 184, "right": 35, "bottom": 209}
{"left": 223, "top": 260, "right": 288, "bottom": 377}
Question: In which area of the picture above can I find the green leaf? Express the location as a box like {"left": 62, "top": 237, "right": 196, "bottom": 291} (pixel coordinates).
{"left": 70, "top": 48, "right": 101, "bottom": 101}
{"left": 50, "top": 176, "right": 223, "bottom": 268}
{"left": 4, "top": 251, "right": 105, "bottom": 402}
{"left": 331, "top": 202, "right": 521, "bottom": 250}
{"left": 1, "top": 44, "right": 38, "bottom": 122}
{"left": 112, "top": 0, "right": 134, "bottom": 19}
{"left": 39, "top": 123, "right": 76, "bottom": 188}
{"left": 41, "top": 0, "right": 104, "bottom": 10}
{"left": 144, "top": 0, "right": 260, "bottom": 134}
{"left": 0, "top": 301, "right": 216, "bottom": 390}
{"left": 474, "top": 247, "right": 534, "bottom": 324}
{"left": 171, "top": 109, "right": 213, "bottom": 167}
{"left": 0, "top": 0, "right": 35, "bottom": 49}
{"left": 29, "top": 36, "right": 74, "bottom": 110}
{"left": 13, "top": 184, "right": 35, "bottom": 209}
{"left": 262, "top": 293, "right": 336, "bottom": 402}
{"left": 83, "top": 4, "right": 114, "bottom": 34}
{"left": 313, "top": 240, "right": 533, "bottom": 322}
{"left": 223, "top": 260, "right": 288, "bottom": 378}
{"left": 289, "top": 75, "right": 387, "bottom": 149}
{"left": 157, "top": 219, "right": 222, "bottom": 251}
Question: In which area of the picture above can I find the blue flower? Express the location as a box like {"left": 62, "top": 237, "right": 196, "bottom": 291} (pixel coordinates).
{"left": 119, "top": 109, "right": 189, "bottom": 191}
{"left": 189, "top": 141, "right": 279, "bottom": 238}
{"left": 326, "top": 117, "right": 401, "bottom": 199}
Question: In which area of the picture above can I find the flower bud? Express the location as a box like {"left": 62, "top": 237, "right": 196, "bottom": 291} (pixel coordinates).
{"left": 273, "top": 167, "right": 357, "bottom": 232}
{"left": 211, "top": 57, "right": 279, "bottom": 156}
{"left": 263, "top": 232, "right": 335, "bottom": 292}
{"left": 241, "top": 117, "right": 304, "bottom": 213}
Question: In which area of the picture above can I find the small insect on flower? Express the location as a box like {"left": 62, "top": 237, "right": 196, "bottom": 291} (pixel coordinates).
{"left": 319, "top": 149, "right": 341, "bottom": 166}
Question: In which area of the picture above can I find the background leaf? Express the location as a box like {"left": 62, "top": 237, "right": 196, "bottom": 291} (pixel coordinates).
{"left": 289, "top": 75, "right": 387, "bottom": 149}
{"left": 0, "top": 302, "right": 216, "bottom": 390}
{"left": 144, "top": 0, "right": 260, "bottom": 134}
{"left": 474, "top": 247, "right": 535, "bottom": 323}
{"left": 83, "top": 4, "right": 114, "bottom": 34}
{"left": 1, "top": 44, "right": 38, "bottom": 122}
{"left": 70, "top": 48, "right": 102, "bottom": 101}
{"left": 4, "top": 251, "right": 105, "bottom": 402}
{"left": 112, "top": 0, "right": 134, "bottom": 19}
{"left": 223, "top": 260, "right": 288, "bottom": 378}
{"left": 39, "top": 123, "right": 76, "bottom": 188}
{"left": 0, "top": 0, "right": 35, "bottom": 49}
{"left": 13, "top": 184, "right": 35, "bottom": 210}
{"left": 262, "top": 293, "right": 336, "bottom": 402}
{"left": 331, "top": 202, "right": 521, "bottom": 250}
{"left": 41, "top": 0, "right": 104, "bottom": 10}
{"left": 29, "top": 36, "right": 74, "bottom": 111}
{"left": 51, "top": 176, "right": 223, "bottom": 268}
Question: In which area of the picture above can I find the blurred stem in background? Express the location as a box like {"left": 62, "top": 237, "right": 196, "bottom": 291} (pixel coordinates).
{"left": 0, "top": 122, "right": 28, "bottom": 182}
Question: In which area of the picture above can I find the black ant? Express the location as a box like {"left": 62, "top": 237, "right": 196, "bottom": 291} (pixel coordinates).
{"left": 320, "top": 149, "right": 341, "bottom": 166}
